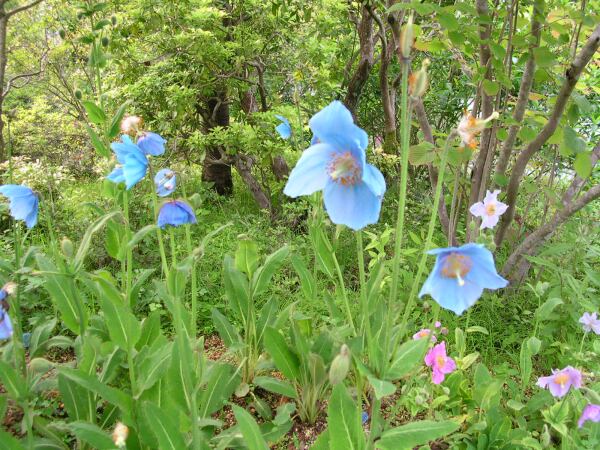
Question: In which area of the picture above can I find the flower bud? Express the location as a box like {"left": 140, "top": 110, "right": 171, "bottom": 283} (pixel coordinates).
{"left": 111, "top": 15, "right": 117, "bottom": 26}
{"left": 2, "top": 282, "right": 17, "bottom": 295}
{"left": 399, "top": 14, "right": 415, "bottom": 59}
{"left": 329, "top": 344, "right": 350, "bottom": 385}
{"left": 61, "top": 237, "right": 74, "bottom": 258}
{"left": 409, "top": 59, "right": 430, "bottom": 98}
{"left": 188, "top": 192, "right": 202, "bottom": 209}
{"left": 541, "top": 425, "right": 551, "bottom": 447}
{"left": 112, "top": 422, "right": 128, "bottom": 448}
{"left": 74, "top": 90, "right": 82, "bottom": 100}
{"left": 59, "top": 29, "right": 66, "bottom": 39}
{"left": 120, "top": 115, "right": 143, "bottom": 136}
{"left": 101, "top": 37, "right": 110, "bottom": 47}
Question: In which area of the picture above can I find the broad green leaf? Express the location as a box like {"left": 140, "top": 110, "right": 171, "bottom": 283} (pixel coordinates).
{"left": 253, "top": 376, "right": 297, "bottom": 399}
{"left": 74, "top": 212, "right": 120, "bottom": 271}
{"left": 408, "top": 142, "right": 435, "bottom": 166}
{"left": 0, "top": 430, "right": 26, "bottom": 450}
{"left": 328, "top": 384, "right": 366, "bottom": 450}
{"left": 311, "top": 228, "right": 336, "bottom": 279}
{"left": 377, "top": 420, "right": 460, "bottom": 449}
{"left": 224, "top": 255, "right": 250, "bottom": 323}
{"left": 533, "top": 47, "right": 555, "bottom": 67}
{"left": 212, "top": 308, "right": 242, "bottom": 347}
{"left": 82, "top": 100, "right": 106, "bottom": 124}
{"left": 107, "top": 102, "right": 129, "bottom": 139}
{"left": 143, "top": 401, "right": 187, "bottom": 450}
{"left": 235, "top": 237, "right": 259, "bottom": 277}
{"left": 519, "top": 339, "right": 532, "bottom": 388}
{"left": 574, "top": 152, "right": 592, "bottom": 179}
{"left": 263, "top": 327, "right": 300, "bottom": 381}
{"left": 85, "top": 124, "right": 110, "bottom": 158}
{"left": 535, "top": 297, "right": 563, "bottom": 321}
{"left": 232, "top": 405, "right": 269, "bottom": 450}
{"left": 199, "top": 362, "right": 240, "bottom": 417}
{"left": 136, "top": 341, "right": 173, "bottom": 394}
{"left": 466, "top": 326, "right": 489, "bottom": 335}
{"left": 252, "top": 245, "right": 289, "bottom": 297}
{"left": 385, "top": 338, "right": 428, "bottom": 380}
{"left": 367, "top": 376, "right": 396, "bottom": 400}
{"left": 482, "top": 79, "right": 500, "bottom": 96}
{"left": 290, "top": 254, "right": 316, "bottom": 301}
{"left": 69, "top": 422, "right": 114, "bottom": 450}
{"left": 127, "top": 225, "right": 158, "bottom": 250}
{"left": 29, "top": 318, "right": 57, "bottom": 358}
{"left": 0, "top": 361, "right": 28, "bottom": 400}
{"left": 437, "top": 11, "right": 459, "bottom": 30}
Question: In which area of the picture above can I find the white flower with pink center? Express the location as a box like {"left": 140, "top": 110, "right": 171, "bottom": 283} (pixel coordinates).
{"left": 469, "top": 190, "right": 508, "bottom": 229}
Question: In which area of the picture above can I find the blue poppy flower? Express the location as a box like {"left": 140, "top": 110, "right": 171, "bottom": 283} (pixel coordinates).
{"left": 137, "top": 131, "right": 166, "bottom": 156}
{"left": 157, "top": 200, "right": 197, "bottom": 228}
{"left": 0, "top": 304, "right": 12, "bottom": 340}
{"left": 418, "top": 243, "right": 508, "bottom": 315}
{"left": 107, "top": 135, "right": 149, "bottom": 189}
{"left": 283, "top": 101, "right": 385, "bottom": 230}
{"left": 155, "top": 168, "right": 176, "bottom": 197}
{"left": 361, "top": 411, "right": 369, "bottom": 424}
{"left": 275, "top": 115, "right": 292, "bottom": 139}
{"left": 0, "top": 185, "right": 39, "bottom": 229}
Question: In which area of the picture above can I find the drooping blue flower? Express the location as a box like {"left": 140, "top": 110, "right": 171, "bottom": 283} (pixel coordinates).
{"left": 418, "top": 243, "right": 508, "bottom": 315}
{"left": 107, "top": 135, "right": 149, "bottom": 189}
{"left": 361, "top": 411, "right": 369, "bottom": 425}
{"left": 275, "top": 115, "right": 292, "bottom": 139}
{"left": 157, "top": 200, "right": 197, "bottom": 228}
{"left": 154, "top": 168, "right": 176, "bottom": 197}
{"left": 283, "top": 101, "right": 385, "bottom": 231}
{"left": 137, "top": 131, "right": 166, "bottom": 156}
{"left": 0, "top": 288, "right": 13, "bottom": 340}
{"left": 0, "top": 185, "right": 39, "bottom": 229}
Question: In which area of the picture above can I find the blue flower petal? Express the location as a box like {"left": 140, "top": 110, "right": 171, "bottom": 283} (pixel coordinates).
{"left": 362, "top": 163, "right": 386, "bottom": 197}
{"left": 122, "top": 152, "right": 148, "bottom": 190}
{"left": 138, "top": 132, "right": 166, "bottom": 156}
{"left": 309, "top": 101, "right": 368, "bottom": 159}
{"left": 461, "top": 245, "right": 508, "bottom": 289}
{"left": 111, "top": 135, "right": 139, "bottom": 163}
{"left": 107, "top": 166, "right": 125, "bottom": 184}
{"left": 419, "top": 268, "right": 484, "bottom": 315}
{"left": 157, "top": 200, "right": 197, "bottom": 228}
{"left": 283, "top": 143, "right": 336, "bottom": 197}
{"left": 323, "top": 180, "right": 383, "bottom": 230}
{"left": 0, "top": 185, "right": 39, "bottom": 229}
{"left": 276, "top": 122, "right": 292, "bottom": 139}
{"left": 155, "top": 169, "right": 176, "bottom": 197}
{"left": 0, "top": 308, "right": 13, "bottom": 340}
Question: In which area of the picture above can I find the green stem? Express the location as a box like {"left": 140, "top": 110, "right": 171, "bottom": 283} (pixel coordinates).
{"left": 147, "top": 165, "right": 169, "bottom": 276}
{"left": 395, "top": 131, "right": 455, "bottom": 345}
{"left": 383, "top": 59, "right": 412, "bottom": 366}
{"left": 356, "top": 231, "right": 369, "bottom": 339}
{"left": 127, "top": 350, "right": 137, "bottom": 397}
{"left": 368, "top": 397, "right": 382, "bottom": 448}
{"left": 578, "top": 332, "right": 587, "bottom": 354}
{"left": 185, "top": 224, "right": 197, "bottom": 337}
{"left": 333, "top": 252, "right": 356, "bottom": 335}
{"left": 122, "top": 190, "right": 133, "bottom": 299}
{"left": 169, "top": 227, "right": 177, "bottom": 268}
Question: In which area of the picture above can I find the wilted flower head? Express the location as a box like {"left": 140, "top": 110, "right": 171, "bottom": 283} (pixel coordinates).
{"left": 283, "top": 101, "right": 386, "bottom": 231}
{"left": 409, "top": 59, "right": 430, "bottom": 98}
{"left": 0, "top": 185, "right": 39, "bottom": 229}
{"left": 399, "top": 13, "right": 415, "bottom": 58}
{"left": 457, "top": 111, "right": 499, "bottom": 149}
{"left": 275, "top": 115, "right": 292, "bottom": 139}
{"left": 579, "top": 312, "right": 600, "bottom": 335}
{"left": 155, "top": 169, "right": 176, "bottom": 197}
{"left": 419, "top": 243, "right": 508, "bottom": 315}
{"left": 2, "top": 282, "right": 17, "bottom": 296}
{"left": 424, "top": 342, "right": 456, "bottom": 384}
{"left": 137, "top": 132, "right": 166, "bottom": 156}
{"left": 112, "top": 422, "right": 128, "bottom": 448}
{"left": 107, "top": 135, "right": 148, "bottom": 189}
{"left": 578, "top": 404, "right": 600, "bottom": 428}
{"left": 536, "top": 366, "right": 582, "bottom": 398}
{"left": 469, "top": 190, "right": 508, "bottom": 229}
{"left": 157, "top": 200, "right": 197, "bottom": 228}
{"left": 412, "top": 328, "right": 436, "bottom": 342}
{"left": 120, "top": 115, "right": 143, "bottom": 135}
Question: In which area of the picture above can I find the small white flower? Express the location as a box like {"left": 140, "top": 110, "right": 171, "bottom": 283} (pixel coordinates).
{"left": 112, "top": 422, "right": 129, "bottom": 448}
{"left": 469, "top": 190, "right": 508, "bottom": 229}
{"left": 579, "top": 312, "right": 600, "bottom": 335}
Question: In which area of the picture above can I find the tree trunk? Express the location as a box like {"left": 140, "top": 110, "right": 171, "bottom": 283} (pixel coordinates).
{"left": 202, "top": 95, "right": 233, "bottom": 195}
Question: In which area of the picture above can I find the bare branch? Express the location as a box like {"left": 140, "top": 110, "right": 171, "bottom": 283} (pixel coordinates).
{"left": 3, "top": 49, "right": 47, "bottom": 98}
{"left": 495, "top": 23, "right": 600, "bottom": 245}
{"left": 561, "top": 140, "right": 600, "bottom": 206}
{"left": 494, "top": 0, "right": 543, "bottom": 181}
{"left": 6, "top": 0, "right": 43, "bottom": 18}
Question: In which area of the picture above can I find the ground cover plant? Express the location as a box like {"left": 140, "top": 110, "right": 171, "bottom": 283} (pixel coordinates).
{"left": 0, "top": 0, "right": 599, "bottom": 449}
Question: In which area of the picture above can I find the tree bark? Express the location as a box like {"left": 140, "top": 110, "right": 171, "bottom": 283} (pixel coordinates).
{"left": 495, "top": 24, "right": 600, "bottom": 246}
{"left": 201, "top": 95, "right": 233, "bottom": 195}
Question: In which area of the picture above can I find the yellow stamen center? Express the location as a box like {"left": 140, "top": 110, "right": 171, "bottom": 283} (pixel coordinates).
{"left": 554, "top": 373, "right": 569, "bottom": 386}
{"left": 328, "top": 152, "right": 361, "bottom": 186}
{"left": 436, "top": 355, "right": 446, "bottom": 368}
{"left": 441, "top": 253, "right": 472, "bottom": 286}
{"left": 485, "top": 203, "right": 496, "bottom": 216}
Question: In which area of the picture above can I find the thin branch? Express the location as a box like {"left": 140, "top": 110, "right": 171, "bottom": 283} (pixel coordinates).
{"left": 495, "top": 23, "right": 600, "bottom": 245}
{"left": 6, "top": 0, "right": 43, "bottom": 18}
{"left": 3, "top": 49, "right": 47, "bottom": 98}
{"left": 561, "top": 140, "right": 600, "bottom": 206}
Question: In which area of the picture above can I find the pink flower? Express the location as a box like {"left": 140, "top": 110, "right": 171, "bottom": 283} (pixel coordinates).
{"left": 412, "top": 328, "right": 436, "bottom": 342}
{"left": 434, "top": 321, "right": 442, "bottom": 328}
{"left": 469, "top": 190, "right": 508, "bottom": 230}
{"left": 579, "top": 312, "right": 600, "bottom": 335}
{"left": 536, "top": 366, "right": 582, "bottom": 398}
{"left": 578, "top": 404, "right": 600, "bottom": 428}
{"left": 424, "top": 342, "right": 456, "bottom": 384}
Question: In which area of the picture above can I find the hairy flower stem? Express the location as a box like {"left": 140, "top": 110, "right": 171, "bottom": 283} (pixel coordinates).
{"left": 182, "top": 185, "right": 198, "bottom": 336}
{"left": 395, "top": 132, "right": 455, "bottom": 347}
{"left": 122, "top": 190, "right": 133, "bottom": 300}
{"left": 356, "top": 231, "right": 370, "bottom": 339}
{"left": 382, "top": 58, "right": 411, "bottom": 372}
{"left": 333, "top": 252, "right": 356, "bottom": 335}
{"left": 147, "top": 165, "right": 169, "bottom": 276}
